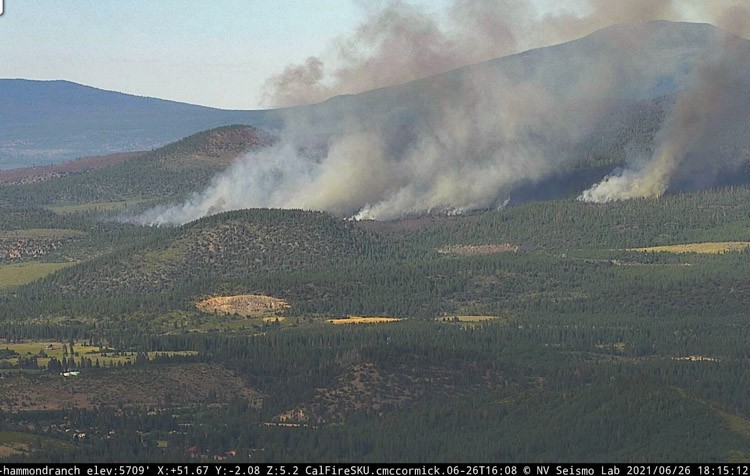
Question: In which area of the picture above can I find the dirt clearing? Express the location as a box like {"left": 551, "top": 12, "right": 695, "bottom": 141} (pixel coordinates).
{"left": 196, "top": 294, "right": 290, "bottom": 317}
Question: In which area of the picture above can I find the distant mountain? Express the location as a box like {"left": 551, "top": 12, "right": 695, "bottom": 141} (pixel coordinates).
{"left": 0, "top": 79, "right": 279, "bottom": 168}
{"left": 2, "top": 21, "right": 746, "bottom": 170}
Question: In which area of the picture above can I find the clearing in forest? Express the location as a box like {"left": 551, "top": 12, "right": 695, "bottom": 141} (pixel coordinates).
{"left": 196, "top": 294, "right": 290, "bottom": 317}
{"left": 0, "top": 261, "right": 78, "bottom": 288}
{"left": 0, "top": 431, "right": 72, "bottom": 458}
{"left": 0, "top": 340, "right": 197, "bottom": 368}
{"left": 437, "top": 315, "right": 502, "bottom": 322}
{"left": 628, "top": 242, "right": 750, "bottom": 254}
{"left": 437, "top": 244, "right": 520, "bottom": 255}
{"left": 328, "top": 316, "right": 402, "bottom": 325}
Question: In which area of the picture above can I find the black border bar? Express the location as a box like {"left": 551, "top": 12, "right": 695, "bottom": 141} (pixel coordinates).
{"left": 0, "top": 463, "right": 748, "bottom": 476}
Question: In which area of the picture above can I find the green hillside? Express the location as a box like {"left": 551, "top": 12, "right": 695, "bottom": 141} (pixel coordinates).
{"left": 3, "top": 18, "right": 750, "bottom": 463}
{"left": 1, "top": 184, "right": 750, "bottom": 461}
{"left": 29, "top": 208, "right": 383, "bottom": 299}
{"left": 0, "top": 125, "right": 273, "bottom": 208}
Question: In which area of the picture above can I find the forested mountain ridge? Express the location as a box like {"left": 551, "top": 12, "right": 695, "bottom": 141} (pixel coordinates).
{"left": 4, "top": 21, "right": 747, "bottom": 170}
{"left": 0, "top": 152, "right": 146, "bottom": 186}
{"left": 1, "top": 183, "right": 750, "bottom": 461}
{"left": 0, "top": 125, "right": 273, "bottom": 208}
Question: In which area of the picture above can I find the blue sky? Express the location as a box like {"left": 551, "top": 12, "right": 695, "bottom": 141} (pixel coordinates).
{"left": 0, "top": 0, "right": 704, "bottom": 109}
{"left": 1, "top": 1, "right": 377, "bottom": 108}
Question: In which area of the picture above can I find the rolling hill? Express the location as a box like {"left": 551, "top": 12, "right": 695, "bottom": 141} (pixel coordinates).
{"left": 28, "top": 208, "right": 383, "bottom": 298}
{"left": 0, "top": 125, "right": 273, "bottom": 209}
{"left": 2, "top": 178, "right": 750, "bottom": 461}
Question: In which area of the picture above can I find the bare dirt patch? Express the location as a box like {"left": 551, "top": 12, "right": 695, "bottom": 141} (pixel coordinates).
{"left": 196, "top": 294, "right": 290, "bottom": 317}
{"left": 437, "top": 244, "right": 520, "bottom": 255}
{"left": 0, "top": 443, "right": 27, "bottom": 458}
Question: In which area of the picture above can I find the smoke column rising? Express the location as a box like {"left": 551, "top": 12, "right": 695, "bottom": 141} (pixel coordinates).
{"left": 135, "top": 0, "right": 750, "bottom": 225}
{"left": 580, "top": 6, "right": 750, "bottom": 202}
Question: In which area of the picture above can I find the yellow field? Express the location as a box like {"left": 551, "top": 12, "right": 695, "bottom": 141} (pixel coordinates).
{"left": 437, "top": 244, "right": 520, "bottom": 255}
{"left": 327, "top": 316, "right": 402, "bottom": 325}
{"left": 628, "top": 242, "right": 750, "bottom": 254}
{"left": 0, "top": 261, "right": 78, "bottom": 288}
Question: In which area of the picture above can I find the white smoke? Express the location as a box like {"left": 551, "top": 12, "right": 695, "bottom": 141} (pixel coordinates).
{"left": 580, "top": 10, "right": 750, "bottom": 203}
{"left": 132, "top": 0, "right": 750, "bottom": 225}
{"left": 134, "top": 143, "right": 315, "bottom": 226}
{"left": 135, "top": 70, "right": 598, "bottom": 225}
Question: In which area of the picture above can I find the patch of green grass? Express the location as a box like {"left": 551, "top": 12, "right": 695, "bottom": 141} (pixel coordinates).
{"left": 0, "top": 341, "right": 198, "bottom": 368}
{"left": 0, "top": 432, "right": 36, "bottom": 445}
{"left": 0, "top": 431, "right": 73, "bottom": 456}
{"left": 628, "top": 242, "right": 750, "bottom": 254}
{"left": 721, "top": 410, "right": 750, "bottom": 439}
{"left": 0, "top": 261, "right": 78, "bottom": 288}
{"left": 45, "top": 199, "right": 153, "bottom": 214}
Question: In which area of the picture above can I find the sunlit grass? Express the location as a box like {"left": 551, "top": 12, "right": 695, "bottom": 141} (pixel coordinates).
{"left": 628, "top": 242, "right": 750, "bottom": 254}
{"left": 0, "top": 340, "right": 198, "bottom": 367}
{"left": 0, "top": 261, "right": 77, "bottom": 288}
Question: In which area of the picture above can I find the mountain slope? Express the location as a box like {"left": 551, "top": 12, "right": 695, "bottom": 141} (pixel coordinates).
{"left": 275, "top": 21, "right": 736, "bottom": 133}
{"left": 3, "top": 21, "right": 746, "bottom": 169}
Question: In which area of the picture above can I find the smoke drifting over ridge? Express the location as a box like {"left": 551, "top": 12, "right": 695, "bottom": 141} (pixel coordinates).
{"left": 138, "top": 67, "right": 611, "bottom": 225}
{"left": 136, "top": 0, "right": 750, "bottom": 225}
{"left": 580, "top": 7, "right": 750, "bottom": 202}
{"left": 263, "top": 0, "right": 748, "bottom": 108}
